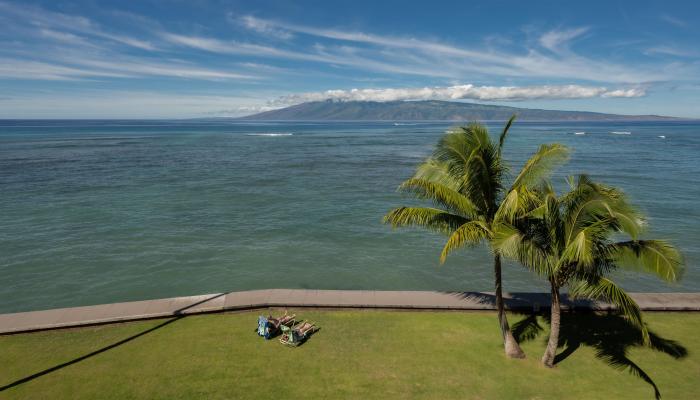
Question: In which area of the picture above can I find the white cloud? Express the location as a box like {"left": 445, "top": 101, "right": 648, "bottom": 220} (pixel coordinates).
{"left": 661, "top": 14, "right": 687, "bottom": 28}
{"left": 95, "top": 31, "right": 155, "bottom": 50}
{"left": 160, "top": 32, "right": 307, "bottom": 59}
{"left": 0, "top": 57, "right": 257, "bottom": 81}
{"left": 37, "top": 28, "right": 98, "bottom": 48}
{"left": 645, "top": 45, "right": 698, "bottom": 58}
{"left": 539, "top": 27, "right": 589, "bottom": 52}
{"left": 72, "top": 57, "right": 257, "bottom": 80}
{"left": 0, "top": 1, "right": 156, "bottom": 50}
{"left": 0, "top": 4, "right": 261, "bottom": 83}
{"left": 163, "top": 29, "right": 664, "bottom": 83}
{"left": 0, "top": 91, "right": 265, "bottom": 118}
{"left": 1, "top": 2, "right": 684, "bottom": 86}
{"left": 232, "top": 16, "right": 668, "bottom": 83}
{"left": 236, "top": 15, "right": 503, "bottom": 61}
{"left": 202, "top": 105, "right": 280, "bottom": 116}
{"left": 236, "top": 15, "right": 293, "bottom": 39}
{"left": 0, "top": 58, "right": 132, "bottom": 80}
{"left": 160, "top": 33, "right": 459, "bottom": 78}
{"left": 271, "top": 84, "right": 646, "bottom": 106}
{"left": 600, "top": 87, "right": 646, "bottom": 97}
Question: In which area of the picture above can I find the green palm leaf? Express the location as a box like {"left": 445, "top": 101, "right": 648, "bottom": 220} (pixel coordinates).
{"left": 492, "top": 222, "right": 551, "bottom": 276}
{"left": 510, "top": 143, "right": 569, "bottom": 190}
{"left": 398, "top": 178, "right": 479, "bottom": 218}
{"left": 412, "top": 159, "right": 464, "bottom": 192}
{"left": 494, "top": 186, "right": 540, "bottom": 224}
{"left": 612, "top": 240, "right": 684, "bottom": 282}
{"left": 430, "top": 123, "right": 505, "bottom": 215}
{"left": 559, "top": 219, "right": 610, "bottom": 269}
{"left": 498, "top": 114, "right": 517, "bottom": 154}
{"left": 383, "top": 207, "right": 468, "bottom": 235}
{"left": 440, "top": 221, "right": 491, "bottom": 263}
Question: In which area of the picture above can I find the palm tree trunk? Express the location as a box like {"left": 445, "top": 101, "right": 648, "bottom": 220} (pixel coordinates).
{"left": 542, "top": 279, "right": 560, "bottom": 367}
{"left": 495, "top": 253, "right": 526, "bottom": 359}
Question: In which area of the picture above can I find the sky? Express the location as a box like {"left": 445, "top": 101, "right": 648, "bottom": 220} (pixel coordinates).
{"left": 1, "top": 0, "right": 699, "bottom": 119}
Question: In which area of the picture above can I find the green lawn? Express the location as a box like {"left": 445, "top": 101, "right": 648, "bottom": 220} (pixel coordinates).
{"left": 1, "top": 310, "right": 698, "bottom": 399}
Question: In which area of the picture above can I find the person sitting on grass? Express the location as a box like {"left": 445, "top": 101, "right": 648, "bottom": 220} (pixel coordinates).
{"left": 280, "top": 321, "right": 319, "bottom": 346}
{"left": 257, "top": 312, "right": 295, "bottom": 339}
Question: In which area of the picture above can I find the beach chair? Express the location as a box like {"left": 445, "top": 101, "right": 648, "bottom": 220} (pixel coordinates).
{"left": 279, "top": 320, "right": 319, "bottom": 346}
{"left": 257, "top": 312, "right": 295, "bottom": 339}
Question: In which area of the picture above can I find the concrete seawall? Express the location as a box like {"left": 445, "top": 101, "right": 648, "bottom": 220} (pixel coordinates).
{"left": 2, "top": 289, "right": 699, "bottom": 335}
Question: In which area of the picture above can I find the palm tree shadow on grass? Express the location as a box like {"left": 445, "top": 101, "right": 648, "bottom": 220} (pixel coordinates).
{"left": 0, "top": 317, "right": 182, "bottom": 393}
{"left": 512, "top": 312, "right": 688, "bottom": 400}
{"left": 0, "top": 292, "right": 228, "bottom": 393}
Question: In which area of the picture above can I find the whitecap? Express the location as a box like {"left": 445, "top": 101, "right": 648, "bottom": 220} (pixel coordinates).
{"left": 393, "top": 123, "right": 417, "bottom": 126}
{"left": 574, "top": 132, "right": 585, "bottom": 135}
{"left": 246, "top": 133, "right": 293, "bottom": 137}
{"left": 611, "top": 131, "right": 631, "bottom": 135}
{"left": 658, "top": 135, "right": 666, "bottom": 139}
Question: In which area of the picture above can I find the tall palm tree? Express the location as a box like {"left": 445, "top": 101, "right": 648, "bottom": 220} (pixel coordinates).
{"left": 495, "top": 175, "right": 684, "bottom": 367}
{"left": 383, "top": 117, "right": 569, "bottom": 359}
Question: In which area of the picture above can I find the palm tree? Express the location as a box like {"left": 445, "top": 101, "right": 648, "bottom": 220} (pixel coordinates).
{"left": 383, "top": 116, "right": 569, "bottom": 359}
{"left": 495, "top": 175, "right": 684, "bottom": 367}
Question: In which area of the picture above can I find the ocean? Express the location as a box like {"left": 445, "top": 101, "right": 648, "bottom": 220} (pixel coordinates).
{"left": 1, "top": 120, "right": 698, "bottom": 313}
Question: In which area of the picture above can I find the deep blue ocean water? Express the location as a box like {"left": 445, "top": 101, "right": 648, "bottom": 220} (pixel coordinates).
{"left": 1, "top": 120, "right": 698, "bottom": 313}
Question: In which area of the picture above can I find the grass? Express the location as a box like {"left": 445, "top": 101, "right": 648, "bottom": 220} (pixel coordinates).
{"left": 1, "top": 310, "right": 699, "bottom": 399}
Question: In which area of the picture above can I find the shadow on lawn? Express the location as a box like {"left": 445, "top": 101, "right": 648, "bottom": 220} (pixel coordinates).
{"left": 512, "top": 312, "right": 688, "bottom": 400}
{"left": 447, "top": 291, "right": 600, "bottom": 312}
{"left": 0, "top": 292, "right": 227, "bottom": 393}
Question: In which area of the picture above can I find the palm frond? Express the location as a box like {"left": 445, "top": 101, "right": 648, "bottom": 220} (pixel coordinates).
{"left": 464, "top": 145, "right": 502, "bottom": 216}
{"left": 498, "top": 114, "right": 517, "bottom": 154}
{"left": 412, "top": 159, "right": 464, "bottom": 192}
{"left": 383, "top": 207, "right": 468, "bottom": 235}
{"left": 604, "top": 205, "right": 645, "bottom": 240}
{"left": 594, "top": 185, "right": 645, "bottom": 239}
{"left": 511, "top": 143, "right": 569, "bottom": 190}
{"left": 611, "top": 240, "right": 684, "bottom": 282}
{"left": 429, "top": 123, "right": 504, "bottom": 216}
{"left": 561, "top": 180, "right": 625, "bottom": 245}
{"left": 440, "top": 221, "right": 491, "bottom": 263}
{"left": 433, "top": 125, "right": 488, "bottom": 175}
{"left": 398, "top": 178, "right": 479, "bottom": 218}
{"left": 492, "top": 222, "right": 552, "bottom": 276}
{"left": 522, "top": 188, "right": 556, "bottom": 219}
{"left": 559, "top": 218, "right": 611, "bottom": 269}
{"left": 494, "top": 186, "right": 541, "bottom": 224}
{"left": 462, "top": 122, "right": 492, "bottom": 150}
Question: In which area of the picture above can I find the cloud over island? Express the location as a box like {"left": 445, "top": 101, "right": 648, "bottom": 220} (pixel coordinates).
{"left": 270, "top": 84, "right": 646, "bottom": 107}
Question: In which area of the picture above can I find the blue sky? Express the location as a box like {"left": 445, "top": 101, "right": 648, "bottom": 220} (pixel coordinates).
{"left": 1, "top": 0, "right": 699, "bottom": 118}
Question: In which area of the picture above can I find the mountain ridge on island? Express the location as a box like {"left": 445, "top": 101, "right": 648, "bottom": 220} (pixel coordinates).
{"left": 237, "top": 100, "right": 682, "bottom": 121}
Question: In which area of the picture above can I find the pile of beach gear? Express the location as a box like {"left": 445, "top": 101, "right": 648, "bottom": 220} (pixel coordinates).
{"left": 256, "top": 312, "right": 319, "bottom": 346}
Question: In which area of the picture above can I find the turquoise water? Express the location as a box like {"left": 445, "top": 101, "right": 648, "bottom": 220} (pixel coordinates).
{"left": 1, "top": 120, "right": 698, "bottom": 313}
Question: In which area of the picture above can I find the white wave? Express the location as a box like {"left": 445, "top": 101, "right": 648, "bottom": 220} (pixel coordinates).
{"left": 574, "top": 132, "right": 585, "bottom": 135}
{"left": 611, "top": 131, "right": 631, "bottom": 135}
{"left": 246, "top": 133, "right": 293, "bottom": 137}
{"left": 393, "top": 122, "right": 417, "bottom": 126}
{"left": 658, "top": 135, "right": 666, "bottom": 139}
